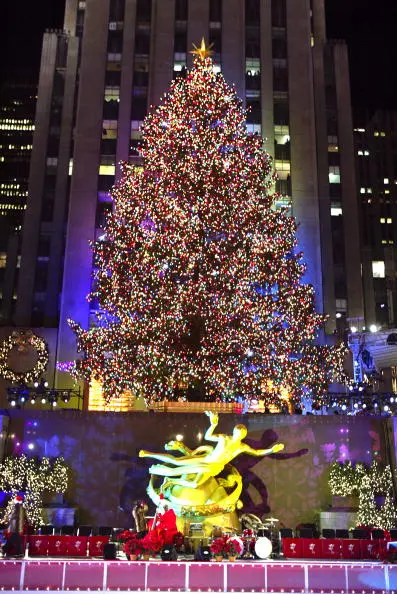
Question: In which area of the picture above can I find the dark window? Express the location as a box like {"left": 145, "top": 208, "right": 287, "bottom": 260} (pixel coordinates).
{"left": 105, "top": 70, "right": 121, "bottom": 86}
{"left": 210, "top": 0, "right": 222, "bottom": 22}
{"left": 174, "top": 30, "right": 187, "bottom": 53}
{"left": 34, "top": 263, "right": 48, "bottom": 292}
{"left": 101, "top": 139, "right": 117, "bottom": 154}
{"left": 274, "top": 100, "right": 289, "bottom": 125}
{"left": 135, "top": 30, "right": 150, "bottom": 54}
{"left": 175, "top": 0, "right": 188, "bottom": 21}
{"left": 273, "top": 66, "right": 288, "bottom": 92}
{"left": 96, "top": 202, "right": 112, "bottom": 227}
{"left": 107, "top": 30, "right": 123, "bottom": 53}
{"left": 131, "top": 97, "right": 148, "bottom": 120}
{"left": 275, "top": 141, "right": 290, "bottom": 160}
{"left": 41, "top": 199, "right": 54, "bottom": 222}
{"left": 246, "top": 26, "right": 260, "bottom": 58}
{"left": 209, "top": 29, "right": 221, "bottom": 54}
{"left": 37, "top": 236, "right": 51, "bottom": 257}
{"left": 272, "top": 37, "right": 287, "bottom": 59}
{"left": 136, "top": 0, "right": 152, "bottom": 23}
{"left": 109, "top": 0, "right": 125, "bottom": 21}
{"left": 272, "top": 0, "right": 286, "bottom": 27}
{"left": 245, "top": 0, "right": 260, "bottom": 26}
{"left": 103, "top": 100, "right": 119, "bottom": 119}
{"left": 246, "top": 100, "right": 261, "bottom": 124}
{"left": 245, "top": 73, "right": 261, "bottom": 90}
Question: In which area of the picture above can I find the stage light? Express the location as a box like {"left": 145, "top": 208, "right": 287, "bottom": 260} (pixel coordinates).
{"left": 10, "top": 399, "right": 16, "bottom": 407}
{"left": 350, "top": 326, "right": 357, "bottom": 333}
{"left": 20, "top": 396, "right": 26, "bottom": 403}
{"left": 62, "top": 391, "right": 70, "bottom": 403}
{"left": 384, "top": 405, "right": 389, "bottom": 412}
{"left": 362, "top": 403, "right": 367, "bottom": 409}
{"left": 370, "top": 324, "right": 378, "bottom": 333}
{"left": 30, "top": 397, "right": 36, "bottom": 404}
{"left": 161, "top": 546, "right": 178, "bottom": 561}
{"left": 341, "top": 404, "right": 347, "bottom": 411}
{"left": 176, "top": 434, "right": 183, "bottom": 441}
{"left": 34, "top": 381, "right": 39, "bottom": 388}
{"left": 41, "top": 397, "right": 46, "bottom": 404}
{"left": 390, "top": 397, "right": 394, "bottom": 403}
{"left": 194, "top": 546, "right": 212, "bottom": 561}
{"left": 27, "top": 443, "right": 34, "bottom": 450}
{"left": 353, "top": 403, "right": 358, "bottom": 409}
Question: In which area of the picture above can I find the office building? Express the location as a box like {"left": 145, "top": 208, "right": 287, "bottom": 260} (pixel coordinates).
{"left": 0, "top": 83, "right": 36, "bottom": 322}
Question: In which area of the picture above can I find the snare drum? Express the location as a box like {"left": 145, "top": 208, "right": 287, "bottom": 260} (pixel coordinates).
{"left": 254, "top": 536, "right": 272, "bottom": 559}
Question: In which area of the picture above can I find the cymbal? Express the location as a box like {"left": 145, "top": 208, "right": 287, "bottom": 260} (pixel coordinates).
{"left": 263, "top": 517, "right": 279, "bottom": 523}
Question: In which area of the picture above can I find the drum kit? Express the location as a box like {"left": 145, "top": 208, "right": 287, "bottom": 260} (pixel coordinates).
{"left": 210, "top": 516, "right": 280, "bottom": 560}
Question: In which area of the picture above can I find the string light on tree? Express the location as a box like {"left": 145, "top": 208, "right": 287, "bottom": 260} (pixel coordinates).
{"left": 0, "top": 455, "right": 69, "bottom": 528}
{"left": 69, "top": 40, "right": 346, "bottom": 407}
{"left": 329, "top": 460, "right": 396, "bottom": 530}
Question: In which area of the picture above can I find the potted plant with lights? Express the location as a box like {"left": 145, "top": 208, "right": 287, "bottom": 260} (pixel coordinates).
{"left": 140, "top": 531, "right": 163, "bottom": 560}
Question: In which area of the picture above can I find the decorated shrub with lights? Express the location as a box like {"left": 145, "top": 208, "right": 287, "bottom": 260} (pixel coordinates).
{"left": 329, "top": 460, "right": 396, "bottom": 529}
{"left": 0, "top": 455, "right": 69, "bottom": 528}
{"left": 69, "top": 41, "right": 346, "bottom": 407}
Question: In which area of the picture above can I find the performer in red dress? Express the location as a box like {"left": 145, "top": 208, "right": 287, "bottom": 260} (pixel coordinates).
{"left": 148, "top": 494, "right": 178, "bottom": 545}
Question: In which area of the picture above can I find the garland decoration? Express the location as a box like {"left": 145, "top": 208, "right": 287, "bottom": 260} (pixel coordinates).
{"left": 0, "top": 330, "right": 49, "bottom": 385}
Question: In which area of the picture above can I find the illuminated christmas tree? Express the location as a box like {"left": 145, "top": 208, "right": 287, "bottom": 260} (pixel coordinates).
{"left": 69, "top": 41, "right": 346, "bottom": 405}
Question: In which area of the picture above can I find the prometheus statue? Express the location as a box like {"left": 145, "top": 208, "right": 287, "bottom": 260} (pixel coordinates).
{"left": 139, "top": 411, "right": 284, "bottom": 531}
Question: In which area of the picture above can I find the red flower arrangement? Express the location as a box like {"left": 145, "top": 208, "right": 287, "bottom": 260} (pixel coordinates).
{"left": 173, "top": 531, "right": 185, "bottom": 550}
{"left": 226, "top": 538, "right": 241, "bottom": 557}
{"left": 210, "top": 536, "right": 228, "bottom": 557}
{"left": 123, "top": 534, "right": 143, "bottom": 558}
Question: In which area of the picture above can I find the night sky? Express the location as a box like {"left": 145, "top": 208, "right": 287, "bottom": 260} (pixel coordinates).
{"left": 1, "top": 0, "right": 396, "bottom": 111}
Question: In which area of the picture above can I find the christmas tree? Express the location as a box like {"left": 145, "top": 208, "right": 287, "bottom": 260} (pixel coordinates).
{"left": 69, "top": 41, "right": 346, "bottom": 406}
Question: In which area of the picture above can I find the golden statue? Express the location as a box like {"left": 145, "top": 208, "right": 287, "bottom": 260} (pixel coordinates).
{"left": 139, "top": 411, "right": 284, "bottom": 534}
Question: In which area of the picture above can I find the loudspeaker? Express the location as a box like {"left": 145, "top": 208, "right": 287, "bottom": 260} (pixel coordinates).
{"left": 161, "top": 545, "right": 178, "bottom": 561}
{"left": 103, "top": 543, "right": 117, "bottom": 560}
{"left": 194, "top": 546, "right": 212, "bottom": 561}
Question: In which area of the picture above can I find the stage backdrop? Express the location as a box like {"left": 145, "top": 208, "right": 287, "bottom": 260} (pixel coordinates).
{"left": 0, "top": 411, "right": 392, "bottom": 530}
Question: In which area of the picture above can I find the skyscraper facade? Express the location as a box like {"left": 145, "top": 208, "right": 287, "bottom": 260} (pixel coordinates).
{"left": 7, "top": 0, "right": 364, "bottom": 395}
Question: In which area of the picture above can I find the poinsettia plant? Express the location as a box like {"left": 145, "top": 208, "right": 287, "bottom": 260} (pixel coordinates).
{"left": 210, "top": 536, "right": 228, "bottom": 556}
{"left": 226, "top": 538, "right": 240, "bottom": 557}
{"left": 123, "top": 534, "right": 143, "bottom": 557}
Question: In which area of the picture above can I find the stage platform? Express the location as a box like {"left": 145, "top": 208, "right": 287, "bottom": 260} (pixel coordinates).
{"left": 0, "top": 558, "right": 396, "bottom": 593}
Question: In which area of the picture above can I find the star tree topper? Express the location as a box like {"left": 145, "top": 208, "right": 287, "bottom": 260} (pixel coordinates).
{"left": 190, "top": 38, "right": 214, "bottom": 60}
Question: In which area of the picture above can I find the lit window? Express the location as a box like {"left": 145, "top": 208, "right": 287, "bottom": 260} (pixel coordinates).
{"left": 46, "top": 157, "right": 58, "bottom": 167}
{"left": 387, "top": 218, "right": 393, "bottom": 224}
{"left": 331, "top": 206, "right": 342, "bottom": 216}
{"left": 247, "top": 123, "right": 262, "bottom": 135}
{"left": 367, "top": 188, "right": 372, "bottom": 194}
{"left": 374, "top": 131, "right": 379, "bottom": 137}
{"left": 0, "top": 252, "right": 6, "bottom": 268}
{"left": 274, "top": 125, "right": 290, "bottom": 145}
{"left": 245, "top": 58, "right": 260, "bottom": 75}
{"left": 385, "top": 190, "right": 390, "bottom": 194}
{"left": 274, "top": 160, "right": 290, "bottom": 180}
{"left": 380, "top": 218, "right": 386, "bottom": 224}
{"left": 102, "top": 120, "right": 118, "bottom": 139}
{"left": 372, "top": 261, "right": 385, "bottom": 278}
{"left": 69, "top": 159, "right": 73, "bottom": 175}
{"left": 354, "top": 128, "right": 365, "bottom": 133}
{"left": 381, "top": 131, "right": 386, "bottom": 137}
{"left": 329, "top": 166, "right": 340, "bottom": 184}
{"left": 384, "top": 178, "right": 389, "bottom": 184}
{"left": 360, "top": 188, "right": 366, "bottom": 194}
{"left": 99, "top": 165, "right": 116, "bottom": 176}
{"left": 104, "top": 87, "right": 120, "bottom": 102}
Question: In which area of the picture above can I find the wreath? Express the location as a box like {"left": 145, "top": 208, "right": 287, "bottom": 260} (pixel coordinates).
{"left": 0, "top": 331, "right": 49, "bottom": 385}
